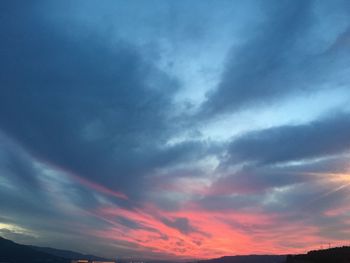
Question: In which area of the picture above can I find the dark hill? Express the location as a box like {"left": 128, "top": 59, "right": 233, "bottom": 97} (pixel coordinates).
{"left": 30, "top": 245, "right": 108, "bottom": 261}
{"left": 197, "top": 255, "right": 286, "bottom": 263}
{"left": 286, "top": 246, "right": 350, "bottom": 263}
{"left": 0, "top": 236, "right": 69, "bottom": 263}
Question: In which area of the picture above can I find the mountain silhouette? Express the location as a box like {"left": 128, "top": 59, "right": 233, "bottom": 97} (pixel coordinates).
{"left": 29, "top": 245, "right": 108, "bottom": 261}
{"left": 286, "top": 246, "right": 350, "bottom": 263}
{"left": 195, "top": 255, "right": 286, "bottom": 263}
{"left": 0, "top": 236, "right": 69, "bottom": 263}
{"left": 3, "top": 235, "right": 350, "bottom": 263}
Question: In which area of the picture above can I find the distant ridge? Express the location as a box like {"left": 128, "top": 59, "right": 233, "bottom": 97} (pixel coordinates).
{"left": 5, "top": 235, "right": 350, "bottom": 263}
{"left": 286, "top": 246, "right": 350, "bottom": 263}
{"left": 0, "top": 236, "right": 69, "bottom": 263}
{"left": 30, "top": 245, "right": 109, "bottom": 261}
{"left": 0, "top": 236, "right": 109, "bottom": 263}
{"left": 195, "top": 254, "right": 286, "bottom": 263}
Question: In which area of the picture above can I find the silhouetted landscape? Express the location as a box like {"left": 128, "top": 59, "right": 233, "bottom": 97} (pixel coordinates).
{"left": 2, "top": 236, "right": 350, "bottom": 263}
{"left": 0, "top": 236, "right": 115, "bottom": 263}
{"left": 195, "top": 255, "right": 286, "bottom": 263}
{"left": 0, "top": 236, "right": 69, "bottom": 263}
{"left": 29, "top": 245, "right": 109, "bottom": 262}
{"left": 286, "top": 246, "right": 350, "bottom": 263}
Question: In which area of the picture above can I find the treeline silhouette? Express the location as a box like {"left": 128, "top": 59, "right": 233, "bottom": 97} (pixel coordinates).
{"left": 286, "top": 246, "right": 350, "bottom": 263}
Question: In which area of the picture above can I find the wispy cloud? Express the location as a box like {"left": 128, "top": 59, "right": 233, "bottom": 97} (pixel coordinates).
{"left": 1, "top": 0, "right": 350, "bottom": 259}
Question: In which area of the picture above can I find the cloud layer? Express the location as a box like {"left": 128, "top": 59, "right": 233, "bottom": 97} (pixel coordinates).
{"left": 1, "top": 0, "right": 350, "bottom": 259}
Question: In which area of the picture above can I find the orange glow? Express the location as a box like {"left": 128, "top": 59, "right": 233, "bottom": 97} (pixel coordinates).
{"left": 81, "top": 201, "right": 334, "bottom": 259}
{"left": 62, "top": 168, "right": 350, "bottom": 259}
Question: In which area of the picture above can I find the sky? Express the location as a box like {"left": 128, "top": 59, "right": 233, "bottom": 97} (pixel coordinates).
{"left": 1, "top": 0, "right": 350, "bottom": 260}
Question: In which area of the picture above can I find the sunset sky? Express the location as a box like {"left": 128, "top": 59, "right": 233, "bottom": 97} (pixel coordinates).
{"left": 1, "top": 0, "right": 350, "bottom": 260}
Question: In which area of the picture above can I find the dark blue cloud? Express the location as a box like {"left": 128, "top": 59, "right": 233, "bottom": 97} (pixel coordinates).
{"left": 0, "top": 0, "right": 207, "bottom": 199}
{"left": 161, "top": 217, "right": 196, "bottom": 235}
{"left": 225, "top": 113, "right": 350, "bottom": 165}
{"left": 208, "top": 165, "right": 311, "bottom": 195}
{"left": 199, "top": 0, "right": 350, "bottom": 117}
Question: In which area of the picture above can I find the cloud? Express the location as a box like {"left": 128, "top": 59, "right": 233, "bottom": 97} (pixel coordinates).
{"left": 199, "top": 0, "right": 350, "bottom": 117}
{"left": 161, "top": 217, "right": 196, "bottom": 235}
{"left": 195, "top": 153, "right": 350, "bottom": 236}
{"left": 225, "top": 112, "right": 350, "bottom": 165}
{"left": 0, "top": 228, "right": 38, "bottom": 244}
{"left": 0, "top": 0, "right": 210, "bottom": 200}
{"left": 207, "top": 165, "right": 310, "bottom": 195}
{"left": 1, "top": 0, "right": 350, "bottom": 259}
